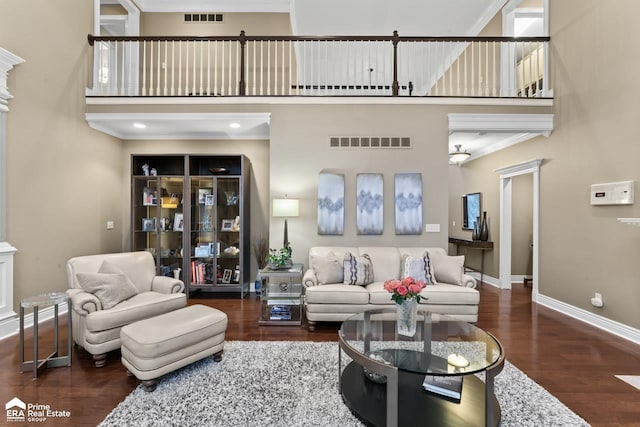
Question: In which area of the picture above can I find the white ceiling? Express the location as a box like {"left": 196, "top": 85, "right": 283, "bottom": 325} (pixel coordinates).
{"left": 449, "top": 131, "right": 542, "bottom": 164}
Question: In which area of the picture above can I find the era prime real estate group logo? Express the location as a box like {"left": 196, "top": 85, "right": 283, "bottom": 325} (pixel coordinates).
{"left": 5, "top": 397, "right": 71, "bottom": 423}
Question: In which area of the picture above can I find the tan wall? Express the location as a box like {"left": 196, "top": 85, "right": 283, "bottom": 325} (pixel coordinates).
{"left": 141, "top": 12, "right": 291, "bottom": 36}
{"left": 448, "top": 0, "right": 640, "bottom": 329}
{"left": 0, "top": 0, "right": 124, "bottom": 309}
{"left": 511, "top": 174, "right": 533, "bottom": 275}
{"left": 269, "top": 104, "right": 452, "bottom": 265}
{"left": 101, "top": 4, "right": 127, "bottom": 15}
{"left": 121, "top": 140, "right": 270, "bottom": 280}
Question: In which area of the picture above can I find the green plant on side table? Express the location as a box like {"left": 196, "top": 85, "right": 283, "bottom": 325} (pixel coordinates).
{"left": 268, "top": 245, "right": 293, "bottom": 270}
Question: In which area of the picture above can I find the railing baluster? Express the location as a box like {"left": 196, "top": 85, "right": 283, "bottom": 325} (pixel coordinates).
{"left": 178, "top": 41, "right": 182, "bottom": 96}
{"left": 192, "top": 41, "right": 197, "bottom": 96}
{"left": 185, "top": 41, "right": 189, "bottom": 96}
{"left": 228, "top": 40, "right": 232, "bottom": 95}
{"left": 171, "top": 41, "right": 175, "bottom": 96}
{"left": 220, "top": 41, "right": 225, "bottom": 96}
{"left": 214, "top": 41, "right": 218, "bottom": 96}
{"left": 199, "top": 41, "right": 203, "bottom": 96}
{"left": 492, "top": 41, "right": 496, "bottom": 97}
{"left": 157, "top": 40, "right": 161, "bottom": 96}
{"left": 282, "top": 40, "right": 286, "bottom": 95}
{"left": 207, "top": 41, "right": 211, "bottom": 96}
{"left": 267, "top": 41, "right": 271, "bottom": 96}
{"left": 259, "top": 40, "right": 263, "bottom": 96}
{"left": 149, "top": 41, "right": 154, "bottom": 96}
{"left": 290, "top": 40, "right": 294, "bottom": 96}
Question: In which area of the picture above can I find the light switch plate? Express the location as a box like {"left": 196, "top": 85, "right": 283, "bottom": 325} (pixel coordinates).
{"left": 424, "top": 223, "right": 441, "bottom": 233}
{"left": 107, "top": 221, "right": 114, "bottom": 230}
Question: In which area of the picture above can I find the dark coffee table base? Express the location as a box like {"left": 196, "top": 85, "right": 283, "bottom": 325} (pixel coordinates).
{"left": 341, "top": 362, "right": 501, "bottom": 427}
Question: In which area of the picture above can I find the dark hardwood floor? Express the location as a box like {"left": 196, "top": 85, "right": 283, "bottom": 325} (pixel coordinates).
{"left": 1, "top": 284, "right": 639, "bottom": 426}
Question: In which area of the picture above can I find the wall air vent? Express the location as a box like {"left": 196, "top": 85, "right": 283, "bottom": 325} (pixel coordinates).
{"left": 184, "top": 13, "right": 224, "bottom": 23}
{"left": 329, "top": 137, "right": 411, "bottom": 149}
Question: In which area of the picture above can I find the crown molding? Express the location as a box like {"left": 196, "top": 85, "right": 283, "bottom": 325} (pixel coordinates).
{"left": 448, "top": 113, "right": 553, "bottom": 135}
{"left": 0, "top": 48, "right": 25, "bottom": 112}
{"left": 131, "top": 0, "right": 291, "bottom": 13}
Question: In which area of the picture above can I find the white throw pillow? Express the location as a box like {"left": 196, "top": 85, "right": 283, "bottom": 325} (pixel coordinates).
{"left": 343, "top": 252, "right": 374, "bottom": 286}
{"left": 311, "top": 252, "right": 344, "bottom": 284}
{"left": 76, "top": 260, "right": 139, "bottom": 309}
{"left": 430, "top": 254, "right": 465, "bottom": 286}
{"left": 401, "top": 253, "right": 436, "bottom": 284}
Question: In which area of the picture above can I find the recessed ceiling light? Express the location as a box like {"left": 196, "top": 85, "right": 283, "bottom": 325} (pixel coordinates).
{"left": 133, "top": 123, "right": 146, "bottom": 129}
{"left": 229, "top": 122, "right": 241, "bottom": 129}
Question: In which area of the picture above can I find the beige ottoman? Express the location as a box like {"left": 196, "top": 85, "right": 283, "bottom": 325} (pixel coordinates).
{"left": 120, "top": 304, "right": 228, "bottom": 391}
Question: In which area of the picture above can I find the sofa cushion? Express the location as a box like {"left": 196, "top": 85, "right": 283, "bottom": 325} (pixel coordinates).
{"left": 76, "top": 262, "right": 139, "bottom": 310}
{"left": 401, "top": 253, "right": 436, "bottom": 284}
{"left": 306, "top": 284, "right": 370, "bottom": 304}
{"left": 360, "top": 247, "right": 402, "bottom": 281}
{"left": 343, "top": 253, "right": 374, "bottom": 286}
{"left": 430, "top": 253, "right": 465, "bottom": 286}
{"left": 311, "top": 252, "right": 344, "bottom": 284}
{"left": 367, "top": 282, "right": 396, "bottom": 305}
{"left": 418, "top": 283, "right": 479, "bottom": 305}
{"left": 85, "top": 291, "right": 186, "bottom": 332}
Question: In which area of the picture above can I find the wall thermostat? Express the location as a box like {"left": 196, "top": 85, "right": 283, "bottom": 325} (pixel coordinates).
{"left": 590, "top": 181, "right": 634, "bottom": 205}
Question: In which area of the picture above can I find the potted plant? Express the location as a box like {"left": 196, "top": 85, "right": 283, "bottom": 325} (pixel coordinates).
{"left": 267, "top": 245, "right": 293, "bottom": 270}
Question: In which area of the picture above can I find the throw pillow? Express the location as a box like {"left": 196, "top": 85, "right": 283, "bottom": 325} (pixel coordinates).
{"left": 311, "top": 252, "right": 344, "bottom": 284}
{"left": 401, "top": 253, "right": 436, "bottom": 284}
{"left": 343, "top": 252, "right": 374, "bottom": 286}
{"left": 76, "top": 261, "right": 139, "bottom": 309}
{"left": 430, "top": 254, "right": 465, "bottom": 286}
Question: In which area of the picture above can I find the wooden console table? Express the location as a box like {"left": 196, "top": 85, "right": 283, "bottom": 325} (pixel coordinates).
{"left": 448, "top": 237, "right": 494, "bottom": 286}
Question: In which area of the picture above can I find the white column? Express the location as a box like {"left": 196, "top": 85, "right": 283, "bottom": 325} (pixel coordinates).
{"left": 0, "top": 48, "right": 24, "bottom": 335}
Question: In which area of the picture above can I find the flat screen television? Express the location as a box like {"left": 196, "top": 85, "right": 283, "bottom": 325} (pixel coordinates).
{"left": 462, "top": 192, "right": 481, "bottom": 230}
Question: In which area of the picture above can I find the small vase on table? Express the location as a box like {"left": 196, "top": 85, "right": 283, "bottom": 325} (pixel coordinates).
{"left": 396, "top": 299, "right": 418, "bottom": 337}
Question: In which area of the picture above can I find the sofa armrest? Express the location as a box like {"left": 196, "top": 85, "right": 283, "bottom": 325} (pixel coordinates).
{"left": 66, "top": 288, "right": 102, "bottom": 315}
{"left": 462, "top": 274, "right": 477, "bottom": 289}
{"left": 302, "top": 269, "right": 318, "bottom": 288}
{"left": 151, "top": 276, "right": 185, "bottom": 294}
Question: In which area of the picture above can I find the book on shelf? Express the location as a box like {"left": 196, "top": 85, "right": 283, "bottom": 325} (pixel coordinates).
{"left": 269, "top": 305, "right": 291, "bottom": 320}
{"left": 422, "top": 375, "right": 463, "bottom": 400}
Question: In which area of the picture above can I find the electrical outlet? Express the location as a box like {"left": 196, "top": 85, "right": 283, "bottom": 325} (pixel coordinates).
{"left": 106, "top": 221, "right": 114, "bottom": 230}
{"left": 452, "top": 220, "right": 456, "bottom": 227}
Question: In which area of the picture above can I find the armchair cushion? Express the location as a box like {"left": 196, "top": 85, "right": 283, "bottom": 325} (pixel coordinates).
{"left": 76, "top": 271, "right": 139, "bottom": 310}
{"left": 311, "top": 252, "right": 343, "bottom": 284}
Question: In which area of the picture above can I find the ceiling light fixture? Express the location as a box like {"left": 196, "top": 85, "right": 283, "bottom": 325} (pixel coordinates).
{"left": 449, "top": 144, "right": 471, "bottom": 163}
{"left": 133, "top": 123, "right": 146, "bottom": 129}
{"left": 229, "top": 122, "right": 241, "bottom": 129}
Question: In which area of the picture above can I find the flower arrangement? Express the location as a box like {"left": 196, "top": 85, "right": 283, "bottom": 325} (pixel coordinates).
{"left": 267, "top": 245, "right": 293, "bottom": 269}
{"left": 384, "top": 277, "right": 427, "bottom": 304}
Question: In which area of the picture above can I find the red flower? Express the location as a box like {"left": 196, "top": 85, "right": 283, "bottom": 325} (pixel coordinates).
{"left": 396, "top": 285, "right": 408, "bottom": 296}
{"left": 384, "top": 276, "right": 428, "bottom": 304}
{"left": 408, "top": 284, "right": 422, "bottom": 294}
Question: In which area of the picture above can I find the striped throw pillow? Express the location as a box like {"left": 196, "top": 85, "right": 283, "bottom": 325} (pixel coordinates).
{"left": 343, "top": 252, "right": 374, "bottom": 286}
{"left": 401, "top": 253, "right": 436, "bottom": 284}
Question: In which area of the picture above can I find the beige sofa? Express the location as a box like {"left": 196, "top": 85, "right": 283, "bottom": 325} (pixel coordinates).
{"left": 66, "top": 251, "right": 187, "bottom": 367}
{"left": 303, "top": 247, "right": 479, "bottom": 330}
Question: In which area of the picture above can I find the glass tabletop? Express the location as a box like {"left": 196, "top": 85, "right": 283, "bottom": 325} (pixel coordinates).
{"left": 339, "top": 308, "right": 502, "bottom": 376}
{"left": 21, "top": 292, "right": 69, "bottom": 309}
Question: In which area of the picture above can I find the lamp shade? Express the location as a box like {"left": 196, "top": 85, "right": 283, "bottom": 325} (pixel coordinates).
{"left": 273, "top": 199, "right": 299, "bottom": 217}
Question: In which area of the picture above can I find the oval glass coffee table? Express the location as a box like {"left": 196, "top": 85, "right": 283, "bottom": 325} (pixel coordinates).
{"left": 338, "top": 308, "right": 504, "bottom": 427}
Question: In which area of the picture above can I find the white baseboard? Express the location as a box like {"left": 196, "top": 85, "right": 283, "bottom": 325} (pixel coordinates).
{"left": 537, "top": 293, "right": 640, "bottom": 345}
{"left": 0, "top": 304, "right": 68, "bottom": 341}
{"left": 468, "top": 272, "right": 501, "bottom": 288}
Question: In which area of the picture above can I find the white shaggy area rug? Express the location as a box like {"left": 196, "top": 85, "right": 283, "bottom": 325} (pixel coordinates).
{"left": 99, "top": 341, "right": 589, "bottom": 427}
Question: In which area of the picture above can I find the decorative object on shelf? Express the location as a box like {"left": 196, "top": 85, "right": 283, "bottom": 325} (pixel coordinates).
{"left": 142, "top": 218, "right": 156, "bottom": 232}
{"left": 205, "top": 194, "right": 215, "bottom": 206}
{"left": 160, "top": 217, "right": 171, "bottom": 231}
{"left": 232, "top": 215, "right": 240, "bottom": 232}
{"left": 356, "top": 173, "right": 383, "bottom": 235}
{"left": 472, "top": 216, "right": 481, "bottom": 241}
{"left": 480, "top": 211, "right": 489, "bottom": 241}
{"left": 273, "top": 197, "right": 300, "bottom": 247}
{"left": 143, "top": 187, "right": 157, "bottom": 206}
{"left": 449, "top": 144, "right": 471, "bottom": 163}
{"left": 221, "top": 219, "right": 235, "bottom": 231}
{"left": 161, "top": 193, "right": 179, "bottom": 208}
{"left": 394, "top": 173, "right": 423, "bottom": 235}
{"left": 201, "top": 215, "right": 212, "bottom": 232}
{"left": 150, "top": 168, "right": 157, "bottom": 176}
{"left": 142, "top": 163, "right": 149, "bottom": 176}
{"left": 198, "top": 188, "right": 212, "bottom": 204}
{"left": 173, "top": 213, "right": 184, "bottom": 231}
{"left": 318, "top": 173, "right": 344, "bottom": 236}
{"left": 225, "top": 191, "right": 238, "bottom": 206}
{"left": 208, "top": 167, "right": 229, "bottom": 174}
{"left": 173, "top": 268, "right": 181, "bottom": 279}
{"left": 384, "top": 276, "right": 427, "bottom": 337}
{"left": 224, "top": 246, "right": 240, "bottom": 256}
{"left": 268, "top": 245, "right": 293, "bottom": 270}
{"left": 363, "top": 350, "right": 394, "bottom": 383}
{"left": 222, "top": 269, "right": 232, "bottom": 283}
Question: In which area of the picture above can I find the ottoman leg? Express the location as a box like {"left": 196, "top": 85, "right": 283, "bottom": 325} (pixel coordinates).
{"left": 308, "top": 320, "right": 316, "bottom": 332}
{"left": 93, "top": 354, "right": 107, "bottom": 368}
{"left": 213, "top": 350, "right": 223, "bottom": 362}
{"left": 126, "top": 370, "right": 134, "bottom": 377}
{"left": 142, "top": 379, "right": 158, "bottom": 392}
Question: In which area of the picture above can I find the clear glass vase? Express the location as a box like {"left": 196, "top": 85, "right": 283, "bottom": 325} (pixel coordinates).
{"left": 396, "top": 298, "right": 418, "bottom": 337}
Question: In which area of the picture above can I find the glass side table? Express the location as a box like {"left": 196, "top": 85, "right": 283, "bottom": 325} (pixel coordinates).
{"left": 258, "top": 263, "right": 304, "bottom": 326}
{"left": 20, "top": 292, "right": 72, "bottom": 378}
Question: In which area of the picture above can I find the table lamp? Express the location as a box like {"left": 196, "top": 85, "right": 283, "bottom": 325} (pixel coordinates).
{"left": 272, "top": 198, "right": 299, "bottom": 248}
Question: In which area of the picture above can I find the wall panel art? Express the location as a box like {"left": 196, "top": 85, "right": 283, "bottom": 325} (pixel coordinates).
{"left": 394, "top": 173, "right": 423, "bottom": 235}
{"left": 356, "top": 173, "right": 383, "bottom": 235}
{"left": 317, "top": 172, "right": 345, "bottom": 235}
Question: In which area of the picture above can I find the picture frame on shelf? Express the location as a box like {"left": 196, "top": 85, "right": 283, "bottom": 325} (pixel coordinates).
{"left": 205, "top": 194, "right": 215, "bottom": 206}
{"left": 221, "top": 219, "right": 234, "bottom": 231}
{"left": 142, "top": 218, "right": 156, "bottom": 232}
{"left": 160, "top": 217, "right": 171, "bottom": 231}
{"left": 222, "top": 269, "right": 233, "bottom": 283}
{"left": 198, "top": 188, "right": 212, "bottom": 205}
{"left": 143, "top": 187, "right": 157, "bottom": 206}
{"left": 173, "top": 213, "right": 184, "bottom": 231}
{"left": 195, "top": 245, "right": 210, "bottom": 257}
{"left": 233, "top": 270, "right": 240, "bottom": 283}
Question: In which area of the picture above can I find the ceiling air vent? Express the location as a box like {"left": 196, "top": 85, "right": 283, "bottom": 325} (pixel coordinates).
{"left": 184, "top": 13, "right": 224, "bottom": 23}
{"left": 329, "top": 137, "right": 412, "bottom": 149}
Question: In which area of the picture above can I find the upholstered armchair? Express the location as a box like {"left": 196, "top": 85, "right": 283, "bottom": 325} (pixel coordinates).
{"left": 66, "top": 251, "right": 186, "bottom": 367}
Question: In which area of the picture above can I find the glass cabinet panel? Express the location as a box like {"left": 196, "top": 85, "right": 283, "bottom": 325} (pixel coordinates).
{"left": 216, "top": 177, "right": 241, "bottom": 286}
{"left": 132, "top": 176, "right": 159, "bottom": 257}
{"left": 158, "top": 177, "right": 184, "bottom": 280}
{"left": 190, "top": 177, "right": 216, "bottom": 286}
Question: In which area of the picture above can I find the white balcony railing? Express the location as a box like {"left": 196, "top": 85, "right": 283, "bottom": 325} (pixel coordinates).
{"left": 87, "top": 32, "right": 551, "bottom": 98}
